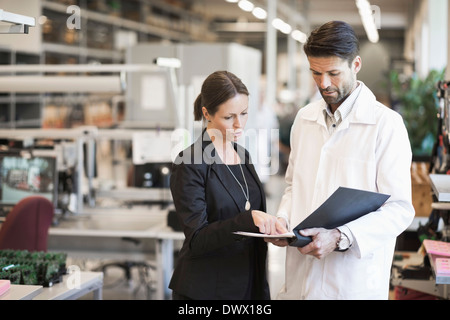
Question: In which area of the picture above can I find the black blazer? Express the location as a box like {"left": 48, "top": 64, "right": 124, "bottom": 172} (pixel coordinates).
{"left": 169, "top": 130, "right": 270, "bottom": 300}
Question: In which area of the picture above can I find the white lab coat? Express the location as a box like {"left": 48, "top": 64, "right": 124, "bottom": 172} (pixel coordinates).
{"left": 276, "top": 82, "right": 415, "bottom": 300}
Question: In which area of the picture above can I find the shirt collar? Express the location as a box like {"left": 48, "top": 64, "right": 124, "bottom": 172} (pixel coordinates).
{"left": 302, "top": 81, "right": 377, "bottom": 125}
{"left": 322, "top": 82, "right": 362, "bottom": 123}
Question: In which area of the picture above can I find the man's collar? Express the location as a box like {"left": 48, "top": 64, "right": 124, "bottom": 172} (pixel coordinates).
{"left": 303, "top": 81, "right": 377, "bottom": 125}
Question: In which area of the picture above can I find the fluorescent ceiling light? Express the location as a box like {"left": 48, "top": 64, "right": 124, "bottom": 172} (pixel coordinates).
{"left": 0, "top": 76, "right": 122, "bottom": 93}
{"left": 291, "top": 29, "right": 307, "bottom": 43}
{"left": 252, "top": 7, "right": 267, "bottom": 20}
{"left": 272, "top": 18, "right": 292, "bottom": 34}
{"left": 225, "top": 0, "right": 239, "bottom": 3}
{"left": 356, "top": 0, "right": 379, "bottom": 43}
{"left": 238, "top": 0, "right": 254, "bottom": 12}
{"left": 154, "top": 57, "right": 182, "bottom": 68}
{"left": 0, "top": 64, "right": 162, "bottom": 73}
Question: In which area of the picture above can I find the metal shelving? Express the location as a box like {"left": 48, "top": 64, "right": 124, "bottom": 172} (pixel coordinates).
{"left": 0, "top": 0, "right": 216, "bottom": 129}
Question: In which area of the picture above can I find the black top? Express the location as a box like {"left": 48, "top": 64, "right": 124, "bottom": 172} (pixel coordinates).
{"left": 225, "top": 163, "right": 263, "bottom": 298}
{"left": 169, "top": 130, "right": 270, "bottom": 300}
{"left": 226, "top": 163, "right": 263, "bottom": 212}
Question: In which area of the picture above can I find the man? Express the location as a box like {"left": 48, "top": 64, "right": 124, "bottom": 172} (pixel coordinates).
{"left": 269, "top": 21, "right": 415, "bottom": 299}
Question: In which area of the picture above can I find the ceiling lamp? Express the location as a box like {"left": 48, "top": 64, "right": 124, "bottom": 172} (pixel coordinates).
{"left": 0, "top": 9, "right": 35, "bottom": 34}
{"left": 252, "top": 7, "right": 267, "bottom": 20}
{"left": 272, "top": 18, "right": 292, "bottom": 35}
{"left": 291, "top": 29, "right": 307, "bottom": 43}
{"left": 238, "top": 0, "right": 254, "bottom": 12}
{"left": 356, "top": 0, "right": 379, "bottom": 43}
{"left": 228, "top": 0, "right": 304, "bottom": 38}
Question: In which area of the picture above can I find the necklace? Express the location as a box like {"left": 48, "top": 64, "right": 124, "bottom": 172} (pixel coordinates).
{"left": 224, "top": 163, "right": 251, "bottom": 210}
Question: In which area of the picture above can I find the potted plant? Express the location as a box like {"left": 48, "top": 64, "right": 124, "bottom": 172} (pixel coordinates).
{"left": 389, "top": 68, "right": 445, "bottom": 158}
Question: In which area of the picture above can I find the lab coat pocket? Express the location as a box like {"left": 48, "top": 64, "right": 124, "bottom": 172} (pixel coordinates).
{"left": 322, "top": 249, "right": 382, "bottom": 299}
{"left": 335, "top": 156, "right": 376, "bottom": 191}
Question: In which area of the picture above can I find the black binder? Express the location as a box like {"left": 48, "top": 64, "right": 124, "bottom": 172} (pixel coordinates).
{"left": 288, "top": 187, "right": 390, "bottom": 247}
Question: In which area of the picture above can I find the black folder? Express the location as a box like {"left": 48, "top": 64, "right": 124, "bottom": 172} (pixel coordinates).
{"left": 288, "top": 187, "right": 390, "bottom": 247}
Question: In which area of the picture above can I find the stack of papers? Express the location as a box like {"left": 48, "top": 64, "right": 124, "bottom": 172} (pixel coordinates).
{"left": 233, "top": 231, "right": 294, "bottom": 238}
{"left": 435, "top": 259, "right": 450, "bottom": 276}
{"left": 423, "top": 239, "right": 450, "bottom": 284}
{"left": 423, "top": 239, "right": 450, "bottom": 256}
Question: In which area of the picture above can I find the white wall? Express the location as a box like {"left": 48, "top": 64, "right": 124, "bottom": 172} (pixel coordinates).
{"left": 428, "top": 0, "right": 448, "bottom": 73}
{"left": 405, "top": 0, "right": 448, "bottom": 78}
{"left": 447, "top": 1, "right": 450, "bottom": 80}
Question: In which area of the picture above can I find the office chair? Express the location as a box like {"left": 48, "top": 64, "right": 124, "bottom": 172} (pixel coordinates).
{"left": 93, "top": 237, "right": 157, "bottom": 299}
{"left": 0, "top": 196, "right": 54, "bottom": 252}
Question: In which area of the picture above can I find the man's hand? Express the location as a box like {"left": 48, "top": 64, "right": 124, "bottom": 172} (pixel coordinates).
{"left": 297, "top": 228, "right": 340, "bottom": 259}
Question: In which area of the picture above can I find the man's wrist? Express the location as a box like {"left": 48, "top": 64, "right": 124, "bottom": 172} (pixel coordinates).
{"left": 335, "top": 229, "right": 351, "bottom": 251}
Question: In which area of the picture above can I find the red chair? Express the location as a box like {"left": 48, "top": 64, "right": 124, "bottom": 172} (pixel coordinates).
{"left": 0, "top": 196, "right": 54, "bottom": 252}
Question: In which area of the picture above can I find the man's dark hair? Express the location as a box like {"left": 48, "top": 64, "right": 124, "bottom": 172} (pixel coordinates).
{"left": 303, "top": 21, "right": 360, "bottom": 65}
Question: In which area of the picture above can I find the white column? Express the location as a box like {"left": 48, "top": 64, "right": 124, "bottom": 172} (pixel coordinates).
{"left": 428, "top": 0, "right": 448, "bottom": 73}
{"left": 287, "top": 0, "right": 297, "bottom": 93}
{"left": 447, "top": 0, "right": 450, "bottom": 80}
{"left": 266, "top": 0, "right": 277, "bottom": 107}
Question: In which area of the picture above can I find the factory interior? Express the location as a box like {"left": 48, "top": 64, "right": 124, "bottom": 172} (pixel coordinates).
{"left": 0, "top": 0, "right": 449, "bottom": 309}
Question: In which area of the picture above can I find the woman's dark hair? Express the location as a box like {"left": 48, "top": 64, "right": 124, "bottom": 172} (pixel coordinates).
{"left": 303, "top": 21, "right": 360, "bottom": 66}
{"left": 193, "top": 70, "right": 249, "bottom": 121}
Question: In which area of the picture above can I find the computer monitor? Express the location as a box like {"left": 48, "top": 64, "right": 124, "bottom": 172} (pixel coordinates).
{"left": 0, "top": 154, "right": 58, "bottom": 210}
{"left": 133, "top": 162, "right": 171, "bottom": 189}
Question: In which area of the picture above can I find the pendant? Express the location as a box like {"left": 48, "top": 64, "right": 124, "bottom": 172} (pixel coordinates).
{"left": 245, "top": 200, "right": 251, "bottom": 210}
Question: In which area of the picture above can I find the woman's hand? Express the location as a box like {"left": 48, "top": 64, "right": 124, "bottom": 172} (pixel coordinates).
{"left": 263, "top": 217, "right": 290, "bottom": 247}
{"left": 251, "top": 210, "right": 289, "bottom": 235}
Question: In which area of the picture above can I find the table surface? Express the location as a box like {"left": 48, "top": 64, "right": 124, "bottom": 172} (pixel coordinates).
{"left": 33, "top": 271, "right": 103, "bottom": 300}
{"left": 48, "top": 206, "right": 183, "bottom": 300}
{"left": 49, "top": 206, "right": 184, "bottom": 240}
{"left": 1, "top": 206, "right": 181, "bottom": 300}
{"left": 0, "top": 284, "right": 43, "bottom": 300}
{"left": 0, "top": 272, "right": 103, "bottom": 300}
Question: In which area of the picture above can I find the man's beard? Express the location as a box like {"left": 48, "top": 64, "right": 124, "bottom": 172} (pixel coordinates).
{"left": 320, "top": 81, "right": 354, "bottom": 106}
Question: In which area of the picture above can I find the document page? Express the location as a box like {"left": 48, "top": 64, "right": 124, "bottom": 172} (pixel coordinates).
{"left": 233, "top": 231, "right": 295, "bottom": 238}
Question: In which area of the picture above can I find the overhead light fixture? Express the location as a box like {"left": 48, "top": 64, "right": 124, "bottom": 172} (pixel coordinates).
{"left": 225, "top": 0, "right": 239, "bottom": 3}
{"left": 0, "top": 76, "right": 123, "bottom": 93}
{"left": 0, "top": 63, "right": 179, "bottom": 93}
{"left": 356, "top": 0, "right": 379, "bottom": 43}
{"left": 0, "top": 9, "right": 35, "bottom": 34}
{"left": 252, "top": 7, "right": 267, "bottom": 20}
{"left": 153, "top": 57, "right": 182, "bottom": 68}
{"left": 238, "top": 0, "right": 254, "bottom": 12}
{"left": 291, "top": 29, "right": 307, "bottom": 43}
{"left": 272, "top": 18, "right": 292, "bottom": 35}
{"left": 0, "top": 64, "right": 164, "bottom": 73}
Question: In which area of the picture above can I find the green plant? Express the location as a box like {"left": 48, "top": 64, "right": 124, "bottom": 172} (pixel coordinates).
{"left": 389, "top": 68, "right": 445, "bottom": 156}
{"left": 0, "top": 250, "right": 67, "bottom": 286}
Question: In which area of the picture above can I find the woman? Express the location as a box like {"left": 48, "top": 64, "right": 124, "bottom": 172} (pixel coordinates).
{"left": 169, "top": 71, "right": 285, "bottom": 300}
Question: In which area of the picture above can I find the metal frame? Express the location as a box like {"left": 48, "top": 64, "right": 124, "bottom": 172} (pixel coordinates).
{"left": 0, "top": 127, "right": 97, "bottom": 214}
{"left": 0, "top": 9, "right": 35, "bottom": 34}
